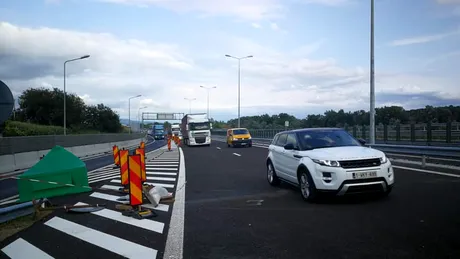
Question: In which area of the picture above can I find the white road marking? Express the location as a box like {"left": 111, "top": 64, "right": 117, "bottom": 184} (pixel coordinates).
{"left": 146, "top": 172, "right": 177, "bottom": 176}
{"left": 163, "top": 146, "right": 186, "bottom": 259}
{"left": 87, "top": 170, "right": 119, "bottom": 179}
{"left": 0, "top": 198, "right": 19, "bottom": 206}
{"left": 44, "top": 217, "right": 158, "bottom": 258}
{"left": 232, "top": 153, "right": 241, "bottom": 157}
{"left": 75, "top": 202, "right": 165, "bottom": 234}
{"left": 216, "top": 147, "right": 221, "bottom": 150}
{"left": 0, "top": 194, "right": 18, "bottom": 203}
{"left": 146, "top": 162, "right": 179, "bottom": 164}
{"left": 1, "top": 238, "right": 54, "bottom": 259}
{"left": 145, "top": 164, "right": 177, "bottom": 168}
{"left": 393, "top": 166, "right": 460, "bottom": 178}
{"left": 147, "top": 176, "right": 176, "bottom": 182}
{"left": 89, "top": 192, "right": 170, "bottom": 212}
{"left": 145, "top": 167, "right": 177, "bottom": 171}
{"left": 88, "top": 175, "right": 120, "bottom": 184}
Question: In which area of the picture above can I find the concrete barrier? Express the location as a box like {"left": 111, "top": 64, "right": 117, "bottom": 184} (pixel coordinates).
{"left": 0, "top": 133, "right": 146, "bottom": 174}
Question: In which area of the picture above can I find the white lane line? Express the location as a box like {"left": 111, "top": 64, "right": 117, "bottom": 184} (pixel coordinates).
{"left": 147, "top": 176, "right": 176, "bottom": 182}
{"left": 232, "top": 153, "right": 241, "bottom": 157}
{"left": 216, "top": 147, "right": 221, "bottom": 150}
{"left": 0, "top": 194, "right": 18, "bottom": 203}
{"left": 145, "top": 164, "right": 177, "bottom": 167}
{"left": 163, "top": 146, "right": 186, "bottom": 259}
{"left": 88, "top": 168, "right": 118, "bottom": 175}
{"left": 145, "top": 167, "right": 177, "bottom": 171}
{"left": 146, "top": 172, "right": 177, "bottom": 176}
{"left": 89, "top": 192, "right": 169, "bottom": 212}
{"left": 110, "top": 179, "right": 175, "bottom": 188}
{"left": 1, "top": 238, "right": 54, "bottom": 259}
{"left": 0, "top": 198, "right": 19, "bottom": 206}
{"left": 88, "top": 174, "right": 120, "bottom": 182}
{"left": 87, "top": 165, "right": 113, "bottom": 174}
{"left": 393, "top": 166, "right": 460, "bottom": 178}
{"left": 75, "top": 202, "right": 165, "bottom": 234}
{"left": 146, "top": 162, "right": 179, "bottom": 164}
{"left": 87, "top": 170, "right": 119, "bottom": 179}
{"left": 88, "top": 175, "right": 120, "bottom": 184}
{"left": 45, "top": 217, "right": 158, "bottom": 258}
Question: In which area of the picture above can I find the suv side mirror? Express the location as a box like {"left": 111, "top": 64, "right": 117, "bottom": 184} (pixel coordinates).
{"left": 357, "top": 138, "right": 366, "bottom": 145}
{"left": 284, "top": 143, "right": 295, "bottom": 150}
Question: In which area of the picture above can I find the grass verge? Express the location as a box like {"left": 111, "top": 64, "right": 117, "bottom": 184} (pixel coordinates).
{"left": 0, "top": 210, "right": 53, "bottom": 242}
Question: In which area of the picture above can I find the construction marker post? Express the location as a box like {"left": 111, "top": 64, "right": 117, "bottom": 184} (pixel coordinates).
{"left": 140, "top": 141, "right": 145, "bottom": 149}
{"left": 135, "top": 148, "right": 146, "bottom": 183}
{"left": 113, "top": 145, "right": 120, "bottom": 167}
{"left": 122, "top": 154, "right": 155, "bottom": 219}
{"left": 118, "top": 149, "right": 129, "bottom": 193}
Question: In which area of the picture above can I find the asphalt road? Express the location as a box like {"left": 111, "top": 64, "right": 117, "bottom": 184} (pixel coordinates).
{"left": 182, "top": 140, "right": 460, "bottom": 259}
{"left": 0, "top": 138, "right": 165, "bottom": 201}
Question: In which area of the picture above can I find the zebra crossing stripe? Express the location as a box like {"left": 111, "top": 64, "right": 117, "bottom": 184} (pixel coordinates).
{"left": 74, "top": 202, "right": 165, "bottom": 234}
{"left": 1, "top": 238, "right": 53, "bottom": 259}
{"left": 44, "top": 217, "right": 158, "bottom": 258}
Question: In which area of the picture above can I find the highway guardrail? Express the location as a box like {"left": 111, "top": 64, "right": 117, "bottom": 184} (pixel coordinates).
{"left": 0, "top": 133, "right": 147, "bottom": 175}
{"left": 211, "top": 122, "right": 460, "bottom": 146}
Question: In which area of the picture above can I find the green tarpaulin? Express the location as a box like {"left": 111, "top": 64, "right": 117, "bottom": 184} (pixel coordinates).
{"left": 18, "top": 146, "right": 91, "bottom": 203}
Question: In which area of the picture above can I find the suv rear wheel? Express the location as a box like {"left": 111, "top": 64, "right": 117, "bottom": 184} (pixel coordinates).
{"left": 267, "top": 161, "right": 280, "bottom": 186}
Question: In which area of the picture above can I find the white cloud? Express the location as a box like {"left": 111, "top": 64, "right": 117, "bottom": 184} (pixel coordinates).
{"left": 97, "top": 0, "right": 287, "bottom": 21}
{"left": 251, "top": 23, "right": 262, "bottom": 29}
{"left": 270, "top": 22, "right": 280, "bottom": 30}
{"left": 1, "top": 21, "right": 458, "bottom": 121}
{"left": 389, "top": 28, "right": 460, "bottom": 46}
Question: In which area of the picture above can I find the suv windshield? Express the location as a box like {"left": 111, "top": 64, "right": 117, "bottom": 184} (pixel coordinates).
{"left": 297, "top": 129, "right": 361, "bottom": 150}
{"left": 233, "top": 129, "right": 248, "bottom": 135}
{"left": 190, "top": 122, "right": 210, "bottom": 130}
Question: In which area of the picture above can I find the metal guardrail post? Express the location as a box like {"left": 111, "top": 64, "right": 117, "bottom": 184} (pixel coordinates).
{"left": 410, "top": 124, "right": 415, "bottom": 142}
{"left": 422, "top": 155, "right": 426, "bottom": 168}
{"left": 427, "top": 122, "right": 432, "bottom": 144}
{"left": 446, "top": 121, "right": 452, "bottom": 143}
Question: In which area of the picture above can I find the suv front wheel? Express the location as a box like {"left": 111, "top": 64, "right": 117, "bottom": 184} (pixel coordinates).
{"left": 298, "top": 170, "right": 318, "bottom": 202}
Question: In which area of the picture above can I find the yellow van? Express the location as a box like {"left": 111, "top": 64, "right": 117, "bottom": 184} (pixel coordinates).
{"left": 227, "top": 128, "right": 252, "bottom": 147}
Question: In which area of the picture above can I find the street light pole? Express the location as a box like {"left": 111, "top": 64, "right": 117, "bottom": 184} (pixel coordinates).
{"left": 200, "top": 86, "right": 216, "bottom": 120}
{"left": 63, "top": 55, "right": 90, "bottom": 136}
{"left": 184, "top": 97, "right": 196, "bottom": 114}
{"left": 369, "top": 0, "right": 376, "bottom": 145}
{"left": 225, "top": 54, "right": 253, "bottom": 128}
{"left": 128, "top": 95, "right": 142, "bottom": 134}
{"left": 138, "top": 106, "right": 147, "bottom": 132}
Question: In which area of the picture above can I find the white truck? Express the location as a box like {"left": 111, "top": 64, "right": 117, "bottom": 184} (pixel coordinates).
{"left": 171, "top": 123, "right": 182, "bottom": 140}
{"left": 181, "top": 113, "right": 212, "bottom": 146}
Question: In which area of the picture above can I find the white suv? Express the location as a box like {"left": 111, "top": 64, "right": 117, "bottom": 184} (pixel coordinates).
{"left": 266, "top": 128, "right": 394, "bottom": 202}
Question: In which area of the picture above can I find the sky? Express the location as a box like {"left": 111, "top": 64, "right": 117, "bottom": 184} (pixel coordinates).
{"left": 0, "top": 0, "right": 459, "bottom": 123}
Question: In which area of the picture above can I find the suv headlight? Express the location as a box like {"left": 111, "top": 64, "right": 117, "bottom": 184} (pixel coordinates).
{"left": 312, "top": 159, "right": 341, "bottom": 167}
{"left": 380, "top": 155, "right": 387, "bottom": 164}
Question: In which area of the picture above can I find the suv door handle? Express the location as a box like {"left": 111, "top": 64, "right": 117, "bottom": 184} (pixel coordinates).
{"left": 293, "top": 154, "right": 302, "bottom": 159}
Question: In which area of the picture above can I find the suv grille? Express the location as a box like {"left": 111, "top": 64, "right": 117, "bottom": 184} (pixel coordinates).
{"left": 339, "top": 158, "right": 381, "bottom": 169}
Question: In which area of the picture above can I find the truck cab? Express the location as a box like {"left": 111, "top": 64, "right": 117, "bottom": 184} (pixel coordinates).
{"left": 181, "top": 113, "right": 212, "bottom": 146}
{"left": 171, "top": 123, "right": 182, "bottom": 140}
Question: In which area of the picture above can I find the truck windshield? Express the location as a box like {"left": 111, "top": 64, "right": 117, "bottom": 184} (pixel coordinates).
{"left": 190, "top": 122, "right": 210, "bottom": 130}
{"left": 233, "top": 129, "right": 249, "bottom": 135}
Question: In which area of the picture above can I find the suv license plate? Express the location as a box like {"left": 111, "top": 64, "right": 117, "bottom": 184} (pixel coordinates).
{"left": 352, "top": 171, "right": 377, "bottom": 179}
